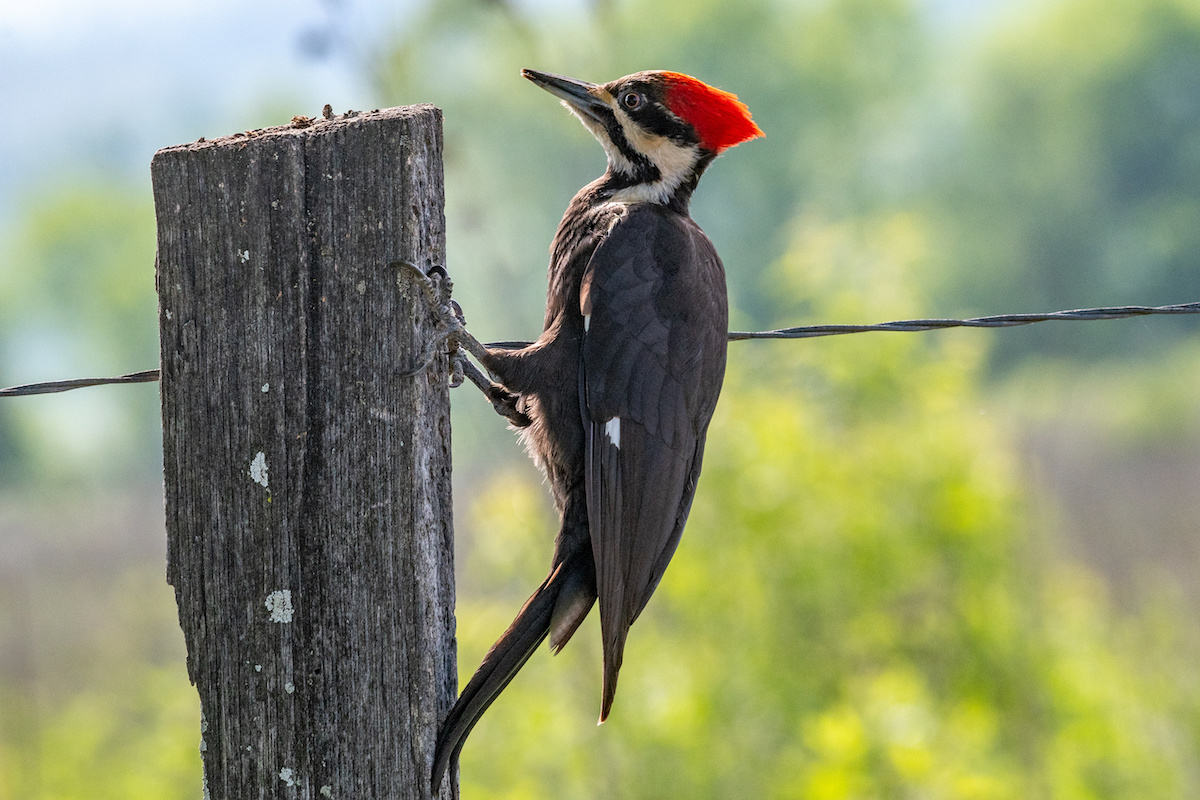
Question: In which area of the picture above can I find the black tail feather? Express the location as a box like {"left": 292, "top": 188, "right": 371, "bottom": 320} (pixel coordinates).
{"left": 431, "top": 563, "right": 565, "bottom": 793}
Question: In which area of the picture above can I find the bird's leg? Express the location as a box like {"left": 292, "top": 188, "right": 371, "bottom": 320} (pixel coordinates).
{"left": 445, "top": 301, "right": 492, "bottom": 363}
{"left": 460, "top": 358, "right": 531, "bottom": 428}
{"left": 440, "top": 296, "right": 532, "bottom": 428}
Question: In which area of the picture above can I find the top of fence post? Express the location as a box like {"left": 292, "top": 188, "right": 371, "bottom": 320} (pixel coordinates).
{"left": 152, "top": 104, "right": 457, "bottom": 800}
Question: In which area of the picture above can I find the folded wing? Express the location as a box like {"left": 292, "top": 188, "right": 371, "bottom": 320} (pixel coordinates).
{"left": 579, "top": 204, "right": 728, "bottom": 721}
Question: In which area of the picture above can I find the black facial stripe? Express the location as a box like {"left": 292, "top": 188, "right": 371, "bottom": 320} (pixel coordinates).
{"left": 603, "top": 163, "right": 662, "bottom": 195}
{"left": 587, "top": 74, "right": 717, "bottom": 212}
{"left": 594, "top": 106, "right": 660, "bottom": 182}
{"left": 636, "top": 103, "right": 700, "bottom": 146}
{"left": 607, "top": 76, "right": 702, "bottom": 145}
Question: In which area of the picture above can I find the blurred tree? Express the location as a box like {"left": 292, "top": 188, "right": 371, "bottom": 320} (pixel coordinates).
{"left": 0, "top": 182, "right": 160, "bottom": 486}
{"left": 0, "top": 559, "right": 199, "bottom": 800}
{"left": 929, "top": 0, "right": 1200, "bottom": 364}
{"left": 374, "top": 0, "right": 935, "bottom": 505}
{"left": 376, "top": 0, "right": 929, "bottom": 336}
{"left": 450, "top": 212, "right": 1200, "bottom": 798}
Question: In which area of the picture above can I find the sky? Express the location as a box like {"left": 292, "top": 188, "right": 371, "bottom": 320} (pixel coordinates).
{"left": 0, "top": 0, "right": 1027, "bottom": 400}
{"left": 0, "top": 0, "right": 1024, "bottom": 219}
{"left": 0, "top": 0, "right": 397, "bottom": 215}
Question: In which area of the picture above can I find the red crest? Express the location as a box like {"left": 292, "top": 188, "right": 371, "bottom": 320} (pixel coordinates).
{"left": 662, "top": 73, "right": 764, "bottom": 153}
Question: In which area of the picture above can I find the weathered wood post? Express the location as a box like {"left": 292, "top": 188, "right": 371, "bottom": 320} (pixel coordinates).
{"left": 151, "top": 105, "right": 457, "bottom": 799}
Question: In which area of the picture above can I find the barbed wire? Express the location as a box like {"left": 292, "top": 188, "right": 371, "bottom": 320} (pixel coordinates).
{"left": 1, "top": 301, "right": 1197, "bottom": 398}
{"left": 728, "top": 300, "right": 1200, "bottom": 340}
{"left": 0, "top": 369, "right": 161, "bottom": 398}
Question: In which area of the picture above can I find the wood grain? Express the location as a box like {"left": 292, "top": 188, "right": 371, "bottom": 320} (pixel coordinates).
{"left": 153, "top": 105, "right": 457, "bottom": 800}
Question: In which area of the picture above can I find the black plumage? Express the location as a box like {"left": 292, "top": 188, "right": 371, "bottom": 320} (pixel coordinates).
{"left": 433, "top": 69, "right": 760, "bottom": 792}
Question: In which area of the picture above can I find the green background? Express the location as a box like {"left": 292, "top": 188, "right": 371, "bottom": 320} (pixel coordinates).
{"left": 2, "top": 0, "right": 1200, "bottom": 797}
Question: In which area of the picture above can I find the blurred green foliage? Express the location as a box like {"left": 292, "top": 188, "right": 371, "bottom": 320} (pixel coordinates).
{"left": 378, "top": 0, "right": 929, "bottom": 336}
{"left": 2, "top": 0, "right": 1200, "bottom": 796}
{"left": 450, "top": 214, "right": 1200, "bottom": 798}
{"left": 0, "top": 665, "right": 199, "bottom": 800}
{"left": 0, "top": 183, "right": 159, "bottom": 487}
{"left": 0, "top": 556, "right": 199, "bottom": 799}
{"left": 930, "top": 0, "right": 1200, "bottom": 363}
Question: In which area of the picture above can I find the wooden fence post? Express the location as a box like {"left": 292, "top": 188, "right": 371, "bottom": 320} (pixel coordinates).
{"left": 151, "top": 105, "right": 457, "bottom": 800}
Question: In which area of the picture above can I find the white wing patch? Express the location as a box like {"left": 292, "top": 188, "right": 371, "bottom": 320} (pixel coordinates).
{"left": 604, "top": 417, "right": 621, "bottom": 449}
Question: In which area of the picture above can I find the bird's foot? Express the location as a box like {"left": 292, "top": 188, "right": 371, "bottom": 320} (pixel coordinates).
{"left": 459, "top": 357, "right": 531, "bottom": 428}
{"left": 437, "top": 293, "right": 531, "bottom": 428}
{"left": 440, "top": 299, "right": 491, "bottom": 364}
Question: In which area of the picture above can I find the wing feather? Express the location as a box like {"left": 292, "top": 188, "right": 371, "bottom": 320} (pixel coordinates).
{"left": 579, "top": 204, "right": 728, "bottom": 720}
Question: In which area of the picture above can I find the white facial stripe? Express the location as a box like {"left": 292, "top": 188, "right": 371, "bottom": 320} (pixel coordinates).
{"left": 604, "top": 417, "right": 621, "bottom": 449}
{"left": 609, "top": 107, "right": 700, "bottom": 205}
{"left": 567, "top": 97, "right": 701, "bottom": 203}
{"left": 601, "top": 140, "right": 638, "bottom": 177}
{"left": 565, "top": 103, "right": 637, "bottom": 176}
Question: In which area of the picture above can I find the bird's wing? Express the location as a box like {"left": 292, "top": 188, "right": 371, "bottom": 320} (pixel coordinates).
{"left": 579, "top": 204, "right": 728, "bottom": 720}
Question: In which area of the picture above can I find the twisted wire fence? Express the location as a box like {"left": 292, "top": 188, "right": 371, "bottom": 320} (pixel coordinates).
{"left": 2, "top": 301, "right": 1198, "bottom": 397}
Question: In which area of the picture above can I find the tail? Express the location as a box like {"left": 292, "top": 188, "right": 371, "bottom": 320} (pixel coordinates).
{"left": 598, "top": 616, "right": 631, "bottom": 724}
{"left": 431, "top": 556, "right": 595, "bottom": 793}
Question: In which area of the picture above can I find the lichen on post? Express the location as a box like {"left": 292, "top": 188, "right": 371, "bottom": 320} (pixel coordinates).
{"left": 152, "top": 105, "right": 457, "bottom": 800}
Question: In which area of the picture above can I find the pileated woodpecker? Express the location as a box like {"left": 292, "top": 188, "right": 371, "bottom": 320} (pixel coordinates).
{"left": 434, "top": 68, "right": 762, "bottom": 790}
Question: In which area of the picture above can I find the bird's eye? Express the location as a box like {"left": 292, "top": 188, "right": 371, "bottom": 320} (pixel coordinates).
{"left": 621, "top": 92, "right": 643, "bottom": 111}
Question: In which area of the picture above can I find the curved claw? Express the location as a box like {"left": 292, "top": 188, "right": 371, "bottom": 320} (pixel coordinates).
{"left": 487, "top": 384, "right": 532, "bottom": 428}
{"left": 388, "top": 259, "right": 443, "bottom": 307}
{"left": 428, "top": 284, "right": 527, "bottom": 425}
{"left": 449, "top": 352, "right": 465, "bottom": 388}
